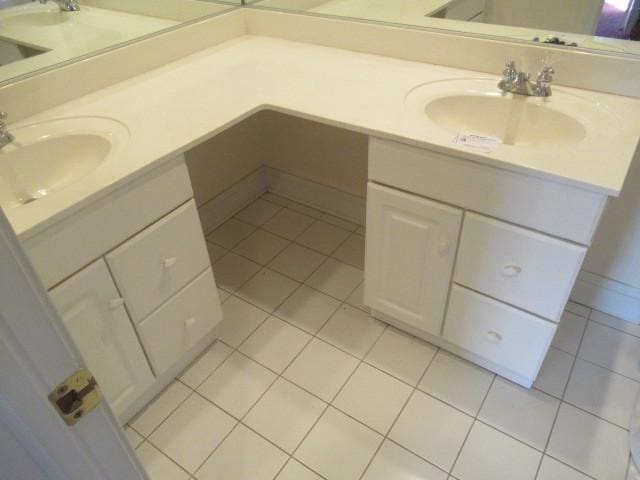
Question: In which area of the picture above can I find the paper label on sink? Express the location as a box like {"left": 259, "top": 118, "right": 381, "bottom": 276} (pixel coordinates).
{"left": 452, "top": 132, "right": 502, "bottom": 152}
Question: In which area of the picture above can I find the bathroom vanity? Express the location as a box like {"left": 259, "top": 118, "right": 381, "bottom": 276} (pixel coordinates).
{"left": 3, "top": 10, "right": 640, "bottom": 421}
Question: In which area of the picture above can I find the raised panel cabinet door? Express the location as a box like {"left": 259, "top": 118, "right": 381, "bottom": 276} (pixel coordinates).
{"left": 364, "top": 182, "right": 463, "bottom": 336}
{"left": 49, "top": 259, "right": 155, "bottom": 419}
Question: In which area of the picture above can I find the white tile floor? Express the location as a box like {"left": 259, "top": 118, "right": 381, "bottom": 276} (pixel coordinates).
{"left": 128, "top": 194, "right": 640, "bottom": 480}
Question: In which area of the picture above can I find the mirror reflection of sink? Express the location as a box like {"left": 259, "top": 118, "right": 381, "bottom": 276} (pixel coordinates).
{"left": 4, "top": 11, "right": 72, "bottom": 27}
{"left": 404, "top": 78, "right": 620, "bottom": 149}
{"left": 0, "top": 117, "right": 129, "bottom": 209}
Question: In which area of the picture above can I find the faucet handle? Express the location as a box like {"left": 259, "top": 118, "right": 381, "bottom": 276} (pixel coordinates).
{"left": 503, "top": 61, "right": 517, "bottom": 79}
{"left": 537, "top": 66, "right": 555, "bottom": 84}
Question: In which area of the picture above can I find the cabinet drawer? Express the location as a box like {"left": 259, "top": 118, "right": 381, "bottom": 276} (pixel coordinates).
{"left": 455, "top": 213, "right": 585, "bottom": 321}
{"left": 137, "top": 268, "right": 222, "bottom": 375}
{"left": 444, "top": 285, "right": 556, "bottom": 381}
{"left": 106, "top": 200, "right": 210, "bottom": 322}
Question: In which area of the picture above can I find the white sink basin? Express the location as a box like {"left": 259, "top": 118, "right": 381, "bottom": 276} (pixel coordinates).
{"left": 404, "top": 78, "right": 621, "bottom": 149}
{"left": 0, "top": 117, "right": 129, "bottom": 209}
{"left": 4, "top": 10, "right": 71, "bottom": 28}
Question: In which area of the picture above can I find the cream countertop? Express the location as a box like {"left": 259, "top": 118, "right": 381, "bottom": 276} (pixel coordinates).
{"left": 6, "top": 34, "right": 640, "bottom": 239}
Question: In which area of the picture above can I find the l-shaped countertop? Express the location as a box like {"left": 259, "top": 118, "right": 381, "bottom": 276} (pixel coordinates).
{"left": 6, "top": 21, "right": 640, "bottom": 238}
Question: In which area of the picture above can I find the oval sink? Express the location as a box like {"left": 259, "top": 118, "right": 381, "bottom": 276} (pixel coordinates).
{"left": 0, "top": 117, "right": 129, "bottom": 209}
{"left": 404, "top": 78, "right": 619, "bottom": 149}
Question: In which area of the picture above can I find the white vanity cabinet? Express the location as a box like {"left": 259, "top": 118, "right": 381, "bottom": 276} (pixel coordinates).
{"left": 366, "top": 138, "right": 606, "bottom": 387}
{"left": 365, "top": 182, "right": 462, "bottom": 336}
{"left": 49, "top": 259, "right": 155, "bottom": 418}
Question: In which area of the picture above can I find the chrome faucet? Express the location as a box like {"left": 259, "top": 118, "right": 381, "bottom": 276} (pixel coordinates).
{"left": 0, "top": 112, "right": 14, "bottom": 149}
{"left": 498, "top": 60, "right": 555, "bottom": 97}
{"left": 37, "top": 0, "right": 80, "bottom": 12}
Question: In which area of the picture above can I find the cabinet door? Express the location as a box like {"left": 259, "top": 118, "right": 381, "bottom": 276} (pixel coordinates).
{"left": 49, "top": 259, "right": 154, "bottom": 418}
{"left": 365, "top": 182, "right": 463, "bottom": 336}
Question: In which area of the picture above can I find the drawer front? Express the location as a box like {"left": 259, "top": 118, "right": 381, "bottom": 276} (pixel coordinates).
{"left": 444, "top": 285, "right": 556, "bottom": 381}
{"left": 137, "top": 268, "right": 222, "bottom": 375}
{"left": 455, "top": 213, "right": 586, "bottom": 321}
{"left": 106, "top": 200, "right": 210, "bottom": 322}
{"left": 369, "top": 137, "right": 607, "bottom": 245}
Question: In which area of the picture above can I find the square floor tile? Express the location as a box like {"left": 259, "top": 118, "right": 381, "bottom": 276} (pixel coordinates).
{"left": 579, "top": 321, "right": 640, "bottom": 381}
{"left": 306, "top": 258, "right": 363, "bottom": 300}
{"left": 217, "top": 296, "right": 269, "bottom": 348}
{"left": 206, "top": 241, "right": 227, "bottom": 264}
{"left": 136, "top": 442, "right": 190, "bottom": 480}
{"left": 565, "top": 301, "right": 591, "bottom": 318}
{"left": 537, "top": 456, "right": 592, "bottom": 480}
{"left": 318, "top": 305, "right": 385, "bottom": 358}
{"left": 274, "top": 285, "right": 341, "bottom": 334}
{"left": 213, "top": 252, "right": 261, "bottom": 292}
{"left": 244, "top": 377, "right": 326, "bottom": 453}
{"left": 320, "top": 213, "right": 359, "bottom": 232}
{"left": 283, "top": 338, "right": 359, "bottom": 402}
{"left": 533, "top": 346, "right": 574, "bottom": 398}
{"left": 237, "top": 268, "right": 300, "bottom": 313}
{"left": 233, "top": 229, "right": 290, "bottom": 265}
{"left": 332, "top": 233, "right": 365, "bottom": 269}
{"left": 263, "top": 208, "right": 315, "bottom": 240}
{"left": 288, "top": 201, "right": 324, "bottom": 218}
{"left": 295, "top": 407, "right": 383, "bottom": 480}
{"left": 268, "top": 243, "right": 327, "bottom": 281}
{"left": 277, "top": 459, "right": 324, "bottom": 480}
{"left": 235, "top": 199, "right": 282, "bottom": 226}
{"left": 239, "top": 316, "right": 311, "bottom": 373}
{"left": 195, "top": 424, "right": 288, "bottom": 480}
{"left": 418, "top": 351, "right": 494, "bottom": 416}
{"left": 334, "top": 363, "right": 412, "bottom": 434}
{"left": 366, "top": 327, "right": 437, "bottom": 386}
{"left": 552, "top": 312, "right": 588, "bottom": 355}
{"left": 389, "top": 390, "right": 473, "bottom": 471}
{"left": 362, "top": 440, "right": 447, "bottom": 480}
{"left": 591, "top": 310, "right": 640, "bottom": 338}
{"left": 565, "top": 358, "right": 640, "bottom": 428}
{"left": 452, "top": 422, "right": 541, "bottom": 480}
{"left": 207, "top": 218, "right": 256, "bottom": 249}
{"left": 197, "top": 352, "right": 277, "bottom": 418}
{"left": 179, "top": 341, "right": 233, "bottom": 389}
{"left": 149, "top": 394, "right": 236, "bottom": 473}
{"left": 130, "top": 381, "right": 191, "bottom": 436}
{"left": 297, "top": 221, "right": 351, "bottom": 255}
{"left": 124, "top": 426, "right": 144, "bottom": 448}
{"left": 346, "top": 282, "right": 368, "bottom": 312}
{"left": 478, "top": 377, "right": 559, "bottom": 450}
{"left": 547, "top": 403, "right": 629, "bottom": 480}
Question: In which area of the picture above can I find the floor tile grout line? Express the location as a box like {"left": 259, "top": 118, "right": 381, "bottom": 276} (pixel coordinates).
{"left": 134, "top": 437, "right": 195, "bottom": 479}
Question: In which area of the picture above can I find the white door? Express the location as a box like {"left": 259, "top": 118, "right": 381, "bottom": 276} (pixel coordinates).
{"left": 49, "top": 259, "right": 155, "bottom": 419}
{"left": 364, "top": 182, "right": 462, "bottom": 336}
{"left": 0, "top": 207, "right": 148, "bottom": 480}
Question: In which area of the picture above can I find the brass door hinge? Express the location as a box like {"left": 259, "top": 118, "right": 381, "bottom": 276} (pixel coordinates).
{"left": 48, "top": 369, "right": 102, "bottom": 426}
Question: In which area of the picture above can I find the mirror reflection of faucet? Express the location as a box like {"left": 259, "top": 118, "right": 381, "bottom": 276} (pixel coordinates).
{"left": 36, "top": 0, "right": 80, "bottom": 12}
{"left": 498, "top": 60, "right": 555, "bottom": 97}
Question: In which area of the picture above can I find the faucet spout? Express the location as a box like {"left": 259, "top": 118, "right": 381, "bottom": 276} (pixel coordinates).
{"left": 37, "top": 0, "right": 80, "bottom": 12}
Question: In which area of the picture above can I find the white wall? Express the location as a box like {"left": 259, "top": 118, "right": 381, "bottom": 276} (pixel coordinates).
{"left": 484, "top": 0, "right": 604, "bottom": 34}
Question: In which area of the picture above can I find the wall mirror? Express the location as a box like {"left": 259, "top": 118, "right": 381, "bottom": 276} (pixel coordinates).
{"left": 0, "top": 0, "right": 239, "bottom": 85}
{"left": 248, "top": 0, "right": 640, "bottom": 57}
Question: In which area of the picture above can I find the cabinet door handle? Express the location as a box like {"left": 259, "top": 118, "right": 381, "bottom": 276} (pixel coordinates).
{"left": 108, "top": 298, "right": 125, "bottom": 310}
{"left": 502, "top": 264, "right": 522, "bottom": 277}
{"left": 184, "top": 317, "right": 196, "bottom": 329}
{"left": 163, "top": 257, "right": 178, "bottom": 269}
{"left": 486, "top": 330, "right": 503, "bottom": 343}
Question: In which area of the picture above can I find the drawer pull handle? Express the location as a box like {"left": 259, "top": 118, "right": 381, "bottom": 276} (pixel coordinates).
{"left": 184, "top": 317, "right": 196, "bottom": 329}
{"left": 486, "top": 331, "right": 503, "bottom": 343}
{"left": 108, "top": 298, "right": 125, "bottom": 310}
{"left": 502, "top": 265, "right": 522, "bottom": 277}
{"left": 163, "top": 257, "right": 178, "bottom": 269}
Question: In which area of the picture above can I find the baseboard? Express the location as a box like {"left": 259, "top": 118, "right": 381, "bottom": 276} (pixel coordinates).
{"left": 571, "top": 271, "right": 640, "bottom": 324}
{"left": 197, "top": 169, "right": 267, "bottom": 234}
{"left": 264, "top": 167, "right": 366, "bottom": 225}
